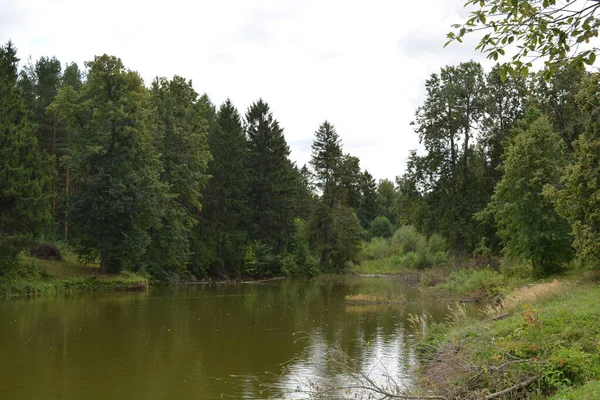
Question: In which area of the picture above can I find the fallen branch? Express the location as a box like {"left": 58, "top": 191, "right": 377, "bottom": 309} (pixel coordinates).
{"left": 485, "top": 375, "right": 540, "bottom": 399}
{"left": 491, "top": 313, "right": 510, "bottom": 321}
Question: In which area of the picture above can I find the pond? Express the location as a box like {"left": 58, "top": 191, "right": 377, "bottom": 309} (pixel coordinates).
{"left": 0, "top": 276, "right": 472, "bottom": 399}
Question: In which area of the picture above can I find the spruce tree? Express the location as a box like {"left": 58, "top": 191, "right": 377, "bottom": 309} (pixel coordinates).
{"left": 309, "top": 121, "right": 361, "bottom": 271}
{"left": 198, "top": 99, "right": 250, "bottom": 276}
{"left": 357, "top": 170, "right": 378, "bottom": 229}
{"left": 69, "top": 55, "right": 165, "bottom": 273}
{"left": 0, "top": 41, "right": 54, "bottom": 273}
{"left": 246, "top": 99, "right": 296, "bottom": 260}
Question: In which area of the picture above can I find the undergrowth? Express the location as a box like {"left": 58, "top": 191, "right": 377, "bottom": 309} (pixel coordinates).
{"left": 417, "top": 279, "right": 600, "bottom": 399}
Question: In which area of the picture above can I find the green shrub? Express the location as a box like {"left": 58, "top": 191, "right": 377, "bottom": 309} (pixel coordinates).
{"left": 369, "top": 216, "right": 393, "bottom": 239}
{"left": 392, "top": 225, "right": 427, "bottom": 253}
{"left": 243, "top": 241, "right": 280, "bottom": 277}
{"left": 441, "top": 268, "right": 507, "bottom": 299}
{"left": 428, "top": 234, "right": 447, "bottom": 253}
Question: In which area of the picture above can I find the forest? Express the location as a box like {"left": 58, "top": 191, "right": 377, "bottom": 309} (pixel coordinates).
{"left": 1, "top": 39, "right": 600, "bottom": 282}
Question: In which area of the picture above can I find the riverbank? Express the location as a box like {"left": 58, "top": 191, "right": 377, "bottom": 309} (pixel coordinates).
{"left": 0, "top": 256, "right": 147, "bottom": 297}
{"left": 415, "top": 271, "right": 600, "bottom": 399}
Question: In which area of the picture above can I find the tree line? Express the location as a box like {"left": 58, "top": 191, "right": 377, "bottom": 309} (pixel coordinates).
{"left": 402, "top": 60, "right": 599, "bottom": 274}
{"left": 2, "top": 39, "right": 599, "bottom": 280}
{"left": 0, "top": 41, "right": 384, "bottom": 280}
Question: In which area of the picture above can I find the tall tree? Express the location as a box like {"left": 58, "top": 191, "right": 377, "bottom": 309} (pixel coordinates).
{"left": 340, "top": 154, "right": 362, "bottom": 210}
{"left": 535, "top": 65, "right": 587, "bottom": 148}
{"left": 551, "top": 73, "right": 600, "bottom": 263}
{"left": 483, "top": 64, "right": 528, "bottom": 180}
{"left": 198, "top": 98, "right": 250, "bottom": 276}
{"left": 412, "top": 61, "right": 488, "bottom": 254}
{"left": 487, "top": 111, "right": 572, "bottom": 274}
{"left": 309, "top": 121, "right": 362, "bottom": 270}
{"left": 357, "top": 170, "right": 378, "bottom": 229}
{"left": 246, "top": 99, "right": 297, "bottom": 259}
{"left": 69, "top": 55, "right": 165, "bottom": 273}
{"left": 309, "top": 121, "right": 344, "bottom": 268}
{"left": 145, "top": 76, "right": 211, "bottom": 279}
{"left": 375, "top": 179, "right": 397, "bottom": 224}
{"left": 0, "top": 41, "right": 53, "bottom": 272}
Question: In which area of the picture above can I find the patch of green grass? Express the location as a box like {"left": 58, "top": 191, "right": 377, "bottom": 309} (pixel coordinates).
{"left": 0, "top": 256, "right": 147, "bottom": 297}
{"left": 551, "top": 379, "right": 600, "bottom": 399}
{"left": 419, "top": 281, "right": 600, "bottom": 398}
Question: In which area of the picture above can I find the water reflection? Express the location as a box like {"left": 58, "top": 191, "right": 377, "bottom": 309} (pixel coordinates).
{"left": 0, "top": 277, "right": 475, "bottom": 400}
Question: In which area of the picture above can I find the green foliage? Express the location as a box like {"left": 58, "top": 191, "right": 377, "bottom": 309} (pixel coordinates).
{"left": 68, "top": 55, "right": 166, "bottom": 273}
{"left": 0, "top": 41, "right": 54, "bottom": 273}
{"left": 242, "top": 240, "right": 279, "bottom": 277}
{"left": 392, "top": 225, "right": 426, "bottom": 254}
{"left": 551, "top": 73, "right": 600, "bottom": 265}
{"left": 410, "top": 61, "right": 490, "bottom": 252}
{"left": 487, "top": 112, "right": 573, "bottom": 274}
{"left": 357, "top": 170, "right": 378, "bottom": 228}
{"left": 448, "top": 0, "right": 600, "bottom": 77}
{"left": 246, "top": 99, "right": 297, "bottom": 254}
{"left": 375, "top": 178, "right": 398, "bottom": 224}
{"left": 281, "top": 219, "right": 320, "bottom": 277}
{"left": 440, "top": 268, "right": 507, "bottom": 300}
{"left": 422, "top": 283, "right": 600, "bottom": 397}
{"left": 144, "top": 76, "right": 211, "bottom": 279}
{"left": 197, "top": 99, "right": 250, "bottom": 277}
{"left": 368, "top": 215, "right": 393, "bottom": 239}
{"left": 355, "top": 226, "right": 448, "bottom": 273}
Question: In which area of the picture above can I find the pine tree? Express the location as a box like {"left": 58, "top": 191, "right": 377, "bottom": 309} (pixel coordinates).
{"left": 197, "top": 99, "right": 250, "bottom": 276}
{"left": 0, "top": 41, "right": 54, "bottom": 273}
{"left": 246, "top": 99, "right": 297, "bottom": 262}
{"left": 69, "top": 55, "right": 165, "bottom": 273}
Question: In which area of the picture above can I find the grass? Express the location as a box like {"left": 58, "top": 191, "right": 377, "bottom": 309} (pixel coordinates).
{"left": 0, "top": 254, "right": 148, "bottom": 297}
{"left": 344, "top": 293, "right": 405, "bottom": 304}
{"left": 417, "top": 275, "right": 600, "bottom": 399}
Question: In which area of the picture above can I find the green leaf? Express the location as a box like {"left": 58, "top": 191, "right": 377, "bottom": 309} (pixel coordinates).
{"left": 586, "top": 52, "right": 596, "bottom": 65}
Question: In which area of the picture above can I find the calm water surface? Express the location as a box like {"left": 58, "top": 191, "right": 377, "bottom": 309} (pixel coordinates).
{"left": 0, "top": 276, "right": 471, "bottom": 399}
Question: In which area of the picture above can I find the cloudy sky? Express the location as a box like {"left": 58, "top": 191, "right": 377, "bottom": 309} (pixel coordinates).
{"left": 2, "top": 0, "right": 493, "bottom": 181}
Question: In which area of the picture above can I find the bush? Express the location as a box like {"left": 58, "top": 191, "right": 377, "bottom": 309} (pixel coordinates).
{"left": 243, "top": 241, "right": 280, "bottom": 277}
{"left": 392, "top": 225, "right": 427, "bottom": 253}
{"left": 441, "top": 268, "right": 507, "bottom": 300}
{"left": 428, "top": 233, "right": 447, "bottom": 253}
{"left": 369, "top": 216, "right": 393, "bottom": 239}
{"left": 30, "top": 243, "right": 62, "bottom": 261}
{"left": 361, "top": 237, "right": 397, "bottom": 261}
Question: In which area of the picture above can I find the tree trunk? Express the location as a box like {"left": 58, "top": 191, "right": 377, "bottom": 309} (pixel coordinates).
{"left": 100, "top": 252, "right": 110, "bottom": 274}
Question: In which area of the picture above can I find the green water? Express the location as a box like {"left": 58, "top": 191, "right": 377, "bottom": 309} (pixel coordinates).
{"left": 0, "top": 276, "right": 467, "bottom": 399}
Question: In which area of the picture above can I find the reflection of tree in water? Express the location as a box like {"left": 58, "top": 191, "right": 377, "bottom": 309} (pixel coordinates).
{"left": 271, "top": 327, "right": 419, "bottom": 399}
{"left": 0, "top": 277, "right": 466, "bottom": 400}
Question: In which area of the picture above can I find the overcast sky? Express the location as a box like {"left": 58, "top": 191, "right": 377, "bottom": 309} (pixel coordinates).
{"left": 1, "top": 0, "right": 493, "bottom": 181}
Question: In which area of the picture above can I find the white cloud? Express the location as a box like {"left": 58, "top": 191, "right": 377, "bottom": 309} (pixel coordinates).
{"left": 2, "top": 0, "right": 490, "bottom": 181}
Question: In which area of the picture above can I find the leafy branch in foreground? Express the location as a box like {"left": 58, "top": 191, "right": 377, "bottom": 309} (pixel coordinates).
{"left": 447, "top": 0, "right": 600, "bottom": 79}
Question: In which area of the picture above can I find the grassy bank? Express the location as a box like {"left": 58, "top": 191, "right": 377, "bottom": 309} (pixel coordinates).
{"left": 0, "top": 255, "right": 148, "bottom": 297}
{"left": 416, "top": 273, "right": 600, "bottom": 399}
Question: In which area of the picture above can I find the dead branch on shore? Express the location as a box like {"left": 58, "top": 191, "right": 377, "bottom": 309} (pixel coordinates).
{"left": 484, "top": 375, "right": 540, "bottom": 399}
